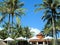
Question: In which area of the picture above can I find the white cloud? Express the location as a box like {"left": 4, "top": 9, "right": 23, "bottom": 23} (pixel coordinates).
{"left": 29, "top": 27, "right": 40, "bottom": 36}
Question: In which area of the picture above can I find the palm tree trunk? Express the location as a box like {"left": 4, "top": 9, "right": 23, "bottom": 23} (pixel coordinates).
{"left": 11, "top": 14, "right": 13, "bottom": 37}
{"left": 12, "top": 15, "right": 13, "bottom": 27}
{"left": 58, "top": 31, "right": 59, "bottom": 38}
{"left": 8, "top": 14, "right": 10, "bottom": 36}
{"left": 52, "top": 30, "right": 53, "bottom": 37}
{"left": 52, "top": 13, "right": 56, "bottom": 45}
{"left": 56, "top": 30, "right": 57, "bottom": 39}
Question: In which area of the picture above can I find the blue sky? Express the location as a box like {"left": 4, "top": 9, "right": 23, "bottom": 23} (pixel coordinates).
{"left": 21, "top": 0, "right": 45, "bottom": 31}
{"left": 0, "top": 0, "right": 45, "bottom": 32}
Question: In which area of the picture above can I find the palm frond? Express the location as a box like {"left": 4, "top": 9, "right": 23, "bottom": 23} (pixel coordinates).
{"left": 0, "top": 14, "right": 7, "bottom": 23}
{"left": 16, "top": 16, "right": 20, "bottom": 25}
{"left": 44, "top": 26, "right": 52, "bottom": 35}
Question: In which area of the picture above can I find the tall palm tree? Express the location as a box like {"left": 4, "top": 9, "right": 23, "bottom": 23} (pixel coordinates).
{"left": 0, "top": 0, "right": 25, "bottom": 37}
{"left": 0, "top": 0, "right": 25, "bottom": 23}
{"left": 6, "top": 0, "right": 25, "bottom": 26}
{"left": 35, "top": 0, "right": 60, "bottom": 45}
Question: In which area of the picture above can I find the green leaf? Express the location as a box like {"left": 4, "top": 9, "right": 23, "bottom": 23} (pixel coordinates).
{"left": 16, "top": 16, "right": 20, "bottom": 25}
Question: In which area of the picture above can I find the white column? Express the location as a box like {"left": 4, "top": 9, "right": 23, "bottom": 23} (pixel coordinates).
{"left": 47, "top": 41, "right": 48, "bottom": 45}
{"left": 30, "top": 42, "right": 32, "bottom": 44}
{"left": 43, "top": 41, "right": 45, "bottom": 45}
{"left": 36, "top": 42, "right": 38, "bottom": 45}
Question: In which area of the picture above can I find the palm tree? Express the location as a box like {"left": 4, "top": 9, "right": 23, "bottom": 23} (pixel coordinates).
{"left": 13, "top": 23, "right": 24, "bottom": 37}
{"left": 0, "top": 22, "right": 10, "bottom": 39}
{"left": 2, "top": 22, "right": 16, "bottom": 38}
{"left": 43, "top": 19, "right": 60, "bottom": 37}
{"left": 24, "top": 27, "right": 32, "bottom": 38}
{"left": 6, "top": 0, "right": 25, "bottom": 26}
{"left": 0, "top": 0, "right": 25, "bottom": 23}
{"left": 0, "top": 30, "right": 8, "bottom": 39}
{"left": 0, "top": 0, "right": 25, "bottom": 37}
{"left": 2, "top": 22, "right": 21, "bottom": 38}
{"left": 35, "top": 0, "right": 60, "bottom": 45}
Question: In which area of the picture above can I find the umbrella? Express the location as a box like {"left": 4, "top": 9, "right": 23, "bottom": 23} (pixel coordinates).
{"left": 44, "top": 36, "right": 53, "bottom": 40}
{"left": 16, "top": 36, "right": 26, "bottom": 40}
{"left": 4, "top": 37, "right": 14, "bottom": 41}
{"left": 0, "top": 38, "right": 3, "bottom": 41}
{"left": 4, "top": 37, "right": 14, "bottom": 45}
{"left": 16, "top": 37, "right": 26, "bottom": 45}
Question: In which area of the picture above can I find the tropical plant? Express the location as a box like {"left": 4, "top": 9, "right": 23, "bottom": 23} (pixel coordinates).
{"left": 35, "top": 0, "right": 60, "bottom": 45}
{"left": 6, "top": 0, "right": 25, "bottom": 26}
{"left": 0, "top": 0, "right": 25, "bottom": 24}
{"left": 1, "top": 22, "right": 16, "bottom": 38}
{"left": 0, "top": 0, "right": 25, "bottom": 37}
{"left": 43, "top": 20, "right": 60, "bottom": 37}
{"left": 0, "top": 29, "right": 8, "bottom": 39}
{"left": 24, "top": 27, "right": 33, "bottom": 38}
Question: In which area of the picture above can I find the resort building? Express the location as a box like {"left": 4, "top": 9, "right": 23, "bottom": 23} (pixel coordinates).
{"left": 29, "top": 33, "right": 50, "bottom": 45}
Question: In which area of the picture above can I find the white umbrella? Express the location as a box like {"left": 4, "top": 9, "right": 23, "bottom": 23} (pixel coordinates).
{"left": 4, "top": 37, "right": 14, "bottom": 41}
{"left": 0, "top": 38, "right": 3, "bottom": 41}
{"left": 16, "top": 37, "right": 26, "bottom": 45}
{"left": 44, "top": 36, "right": 53, "bottom": 40}
{"left": 16, "top": 36, "right": 26, "bottom": 40}
{"left": 4, "top": 37, "right": 14, "bottom": 45}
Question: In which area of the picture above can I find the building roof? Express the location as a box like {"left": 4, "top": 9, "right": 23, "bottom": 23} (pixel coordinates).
{"left": 29, "top": 33, "right": 52, "bottom": 42}
{"left": 29, "top": 39, "right": 45, "bottom": 42}
{"left": 29, "top": 33, "right": 45, "bottom": 42}
{"left": 36, "top": 33, "right": 44, "bottom": 36}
